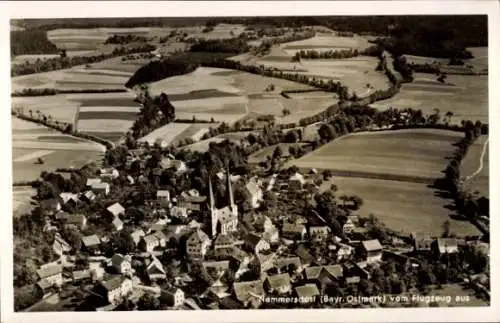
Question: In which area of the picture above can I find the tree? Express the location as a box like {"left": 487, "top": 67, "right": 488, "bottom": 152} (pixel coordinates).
{"left": 282, "top": 108, "right": 291, "bottom": 116}
{"left": 322, "top": 170, "right": 333, "bottom": 180}
{"left": 318, "top": 123, "right": 336, "bottom": 142}
{"left": 111, "top": 230, "right": 136, "bottom": 254}
{"left": 137, "top": 293, "right": 160, "bottom": 311}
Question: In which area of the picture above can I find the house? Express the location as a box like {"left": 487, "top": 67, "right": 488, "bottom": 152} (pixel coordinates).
{"left": 72, "top": 270, "right": 91, "bottom": 282}
{"left": 309, "top": 226, "right": 330, "bottom": 241}
{"left": 91, "top": 182, "right": 110, "bottom": 196}
{"left": 435, "top": 238, "right": 459, "bottom": 255}
{"left": 36, "top": 264, "right": 63, "bottom": 288}
{"left": 361, "top": 239, "right": 383, "bottom": 263}
{"left": 294, "top": 284, "right": 319, "bottom": 304}
{"left": 157, "top": 190, "right": 170, "bottom": 202}
{"left": 86, "top": 178, "right": 102, "bottom": 188}
{"left": 130, "top": 228, "right": 146, "bottom": 246}
{"left": 96, "top": 276, "right": 133, "bottom": 305}
{"left": 265, "top": 273, "right": 292, "bottom": 294}
{"left": 82, "top": 234, "right": 101, "bottom": 254}
{"left": 52, "top": 235, "right": 71, "bottom": 256}
{"left": 343, "top": 218, "right": 356, "bottom": 234}
{"left": 112, "top": 217, "right": 124, "bottom": 231}
{"left": 100, "top": 168, "right": 119, "bottom": 181}
{"left": 202, "top": 260, "right": 230, "bottom": 280}
{"left": 65, "top": 213, "right": 87, "bottom": 230}
{"left": 282, "top": 222, "right": 307, "bottom": 240}
{"left": 262, "top": 226, "right": 280, "bottom": 244}
{"left": 60, "top": 192, "right": 80, "bottom": 207}
{"left": 152, "top": 230, "right": 167, "bottom": 248}
{"left": 275, "top": 257, "right": 303, "bottom": 274}
{"left": 162, "top": 287, "right": 185, "bottom": 307}
{"left": 107, "top": 202, "right": 125, "bottom": 218}
{"left": 82, "top": 190, "right": 97, "bottom": 203}
{"left": 170, "top": 206, "right": 189, "bottom": 218}
{"left": 244, "top": 233, "right": 270, "bottom": 254}
{"left": 111, "top": 254, "right": 132, "bottom": 275}
{"left": 305, "top": 265, "right": 343, "bottom": 290}
{"left": 295, "top": 245, "right": 315, "bottom": 266}
{"left": 336, "top": 243, "right": 354, "bottom": 262}
{"left": 39, "top": 199, "right": 61, "bottom": 215}
{"left": 289, "top": 172, "right": 306, "bottom": 190}
{"left": 214, "top": 234, "right": 236, "bottom": 251}
{"left": 253, "top": 214, "right": 274, "bottom": 233}
{"left": 147, "top": 255, "right": 166, "bottom": 281}
{"left": 412, "top": 233, "right": 434, "bottom": 253}
{"left": 245, "top": 179, "right": 263, "bottom": 209}
{"left": 342, "top": 261, "right": 370, "bottom": 280}
{"left": 89, "top": 262, "right": 105, "bottom": 281}
{"left": 255, "top": 252, "right": 278, "bottom": 273}
{"left": 186, "top": 229, "right": 211, "bottom": 259}
{"left": 140, "top": 234, "right": 160, "bottom": 252}
{"left": 233, "top": 280, "right": 265, "bottom": 308}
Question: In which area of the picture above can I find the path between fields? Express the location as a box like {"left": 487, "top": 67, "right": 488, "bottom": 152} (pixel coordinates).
{"left": 464, "top": 136, "right": 489, "bottom": 182}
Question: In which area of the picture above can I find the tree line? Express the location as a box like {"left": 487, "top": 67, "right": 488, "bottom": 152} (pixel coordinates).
{"left": 11, "top": 30, "right": 59, "bottom": 56}
{"left": 189, "top": 37, "right": 250, "bottom": 54}
{"left": 104, "top": 33, "right": 149, "bottom": 45}
{"left": 292, "top": 45, "right": 381, "bottom": 60}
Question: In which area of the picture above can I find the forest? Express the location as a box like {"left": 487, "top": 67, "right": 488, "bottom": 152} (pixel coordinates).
{"left": 11, "top": 30, "right": 59, "bottom": 56}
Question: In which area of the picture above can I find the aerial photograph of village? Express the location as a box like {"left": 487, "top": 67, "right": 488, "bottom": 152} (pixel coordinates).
{"left": 10, "top": 15, "right": 489, "bottom": 312}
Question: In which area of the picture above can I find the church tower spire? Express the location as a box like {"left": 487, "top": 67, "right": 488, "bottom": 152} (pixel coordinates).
{"left": 208, "top": 176, "right": 217, "bottom": 237}
{"left": 226, "top": 165, "right": 235, "bottom": 211}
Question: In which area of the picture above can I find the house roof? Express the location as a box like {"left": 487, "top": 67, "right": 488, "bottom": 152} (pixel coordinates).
{"left": 73, "top": 270, "right": 91, "bottom": 280}
{"left": 101, "top": 275, "right": 128, "bottom": 291}
{"left": 282, "top": 222, "right": 306, "bottom": 234}
{"left": 295, "top": 245, "right": 315, "bottom": 264}
{"left": 295, "top": 284, "right": 319, "bottom": 298}
{"left": 276, "top": 257, "right": 302, "bottom": 270}
{"left": 188, "top": 229, "right": 210, "bottom": 244}
{"left": 233, "top": 280, "right": 264, "bottom": 303}
{"left": 323, "top": 265, "right": 344, "bottom": 279}
{"left": 112, "top": 217, "right": 123, "bottom": 229}
{"left": 203, "top": 260, "right": 230, "bottom": 271}
{"left": 153, "top": 230, "right": 167, "bottom": 241}
{"left": 82, "top": 234, "right": 100, "bottom": 247}
{"left": 266, "top": 273, "right": 291, "bottom": 289}
{"left": 130, "top": 229, "right": 146, "bottom": 243}
{"left": 289, "top": 172, "right": 305, "bottom": 183}
{"left": 37, "top": 278, "right": 53, "bottom": 290}
{"left": 111, "top": 254, "right": 128, "bottom": 267}
{"left": 437, "top": 238, "right": 459, "bottom": 254}
{"left": 182, "top": 195, "right": 207, "bottom": 203}
{"left": 92, "top": 182, "right": 110, "bottom": 190}
{"left": 36, "top": 264, "right": 63, "bottom": 279}
{"left": 84, "top": 190, "right": 96, "bottom": 199}
{"left": 362, "top": 239, "right": 383, "bottom": 252}
{"left": 245, "top": 180, "right": 261, "bottom": 197}
{"left": 107, "top": 203, "right": 125, "bottom": 216}
{"left": 157, "top": 190, "right": 170, "bottom": 198}
{"left": 305, "top": 266, "right": 323, "bottom": 280}
{"left": 53, "top": 237, "right": 71, "bottom": 254}
{"left": 245, "top": 233, "right": 264, "bottom": 248}
{"left": 214, "top": 234, "right": 235, "bottom": 247}
{"left": 66, "top": 213, "right": 86, "bottom": 225}
{"left": 60, "top": 192, "right": 79, "bottom": 204}
{"left": 86, "top": 178, "right": 102, "bottom": 186}
{"left": 147, "top": 255, "right": 166, "bottom": 275}
{"left": 143, "top": 234, "right": 159, "bottom": 246}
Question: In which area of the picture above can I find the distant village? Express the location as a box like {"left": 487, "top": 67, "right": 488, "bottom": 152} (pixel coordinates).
{"left": 14, "top": 144, "right": 490, "bottom": 311}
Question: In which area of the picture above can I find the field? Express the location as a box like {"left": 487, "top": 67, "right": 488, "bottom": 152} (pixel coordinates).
{"left": 404, "top": 47, "right": 488, "bottom": 74}
{"left": 186, "top": 23, "right": 246, "bottom": 40}
{"left": 248, "top": 143, "right": 306, "bottom": 164}
{"left": 279, "top": 34, "right": 373, "bottom": 56}
{"left": 181, "top": 131, "right": 253, "bottom": 153}
{"left": 12, "top": 118, "right": 105, "bottom": 182}
{"left": 319, "top": 177, "right": 480, "bottom": 236}
{"left": 288, "top": 129, "right": 462, "bottom": 180}
{"left": 12, "top": 186, "right": 36, "bottom": 218}
{"left": 12, "top": 51, "right": 97, "bottom": 65}
{"left": 370, "top": 73, "right": 488, "bottom": 124}
{"left": 148, "top": 67, "right": 332, "bottom": 126}
{"left": 461, "top": 135, "right": 489, "bottom": 197}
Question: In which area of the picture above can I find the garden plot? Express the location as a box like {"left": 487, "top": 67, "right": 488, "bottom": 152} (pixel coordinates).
{"left": 280, "top": 34, "right": 372, "bottom": 56}
{"left": 371, "top": 73, "right": 488, "bottom": 124}
{"left": 461, "top": 135, "right": 489, "bottom": 197}
{"left": 319, "top": 177, "right": 480, "bottom": 236}
{"left": 289, "top": 128, "right": 462, "bottom": 181}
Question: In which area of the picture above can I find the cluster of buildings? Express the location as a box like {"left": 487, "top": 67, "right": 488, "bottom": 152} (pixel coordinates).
{"left": 26, "top": 151, "right": 489, "bottom": 311}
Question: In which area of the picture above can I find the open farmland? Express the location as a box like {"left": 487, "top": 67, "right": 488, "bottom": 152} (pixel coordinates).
{"left": 289, "top": 129, "right": 462, "bottom": 181}
{"left": 370, "top": 73, "right": 488, "bottom": 124}
{"left": 404, "top": 47, "right": 487, "bottom": 74}
{"left": 319, "top": 177, "right": 480, "bottom": 236}
{"left": 12, "top": 186, "right": 36, "bottom": 218}
{"left": 12, "top": 118, "right": 105, "bottom": 182}
{"left": 461, "top": 135, "right": 489, "bottom": 197}
{"left": 138, "top": 123, "right": 192, "bottom": 147}
{"left": 12, "top": 50, "right": 97, "bottom": 65}
{"left": 280, "top": 34, "right": 372, "bottom": 56}
{"left": 181, "top": 131, "right": 253, "bottom": 153}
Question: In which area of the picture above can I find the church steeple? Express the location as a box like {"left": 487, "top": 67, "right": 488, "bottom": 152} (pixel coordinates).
{"left": 208, "top": 175, "right": 217, "bottom": 237}
{"left": 226, "top": 165, "right": 235, "bottom": 209}
{"left": 209, "top": 175, "right": 215, "bottom": 211}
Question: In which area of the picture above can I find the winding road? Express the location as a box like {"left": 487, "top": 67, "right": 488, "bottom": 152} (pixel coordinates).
{"left": 464, "top": 136, "right": 489, "bottom": 182}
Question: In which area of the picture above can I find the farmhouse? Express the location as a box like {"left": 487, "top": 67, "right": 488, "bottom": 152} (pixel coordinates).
{"left": 96, "top": 276, "right": 133, "bottom": 305}
{"left": 289, "top": 172, "right": 306, "bottom": 190}
{"left": 65, "top": 213, "right": 87, "bottom": 230}
{"left": 91, "top": 182, "right": 110, "bottom": 196}
{"left": 435, "top": 238, "right": 459, "bottom": 255}
{"left": 336, "top": 244, "right": 354, "bottom": 262}
{"left": 112, "top": 217, "right": 124, "bottom": 231}
{"left": 162, "top": 287, "right": 185, "bottom": 307}
{"left": 111, "top": 254, "right": 132, "bottom": 275}
{"left": 82, "top": 234, "right": 101, "bottom": 254}
{"left": 295, "top": 244, "right": 315, "bottom": 266}
{"left": 147, "top": 255, "right": 167, "bottom": 281}
{"left": 282, "top": 222, "right": 307, "bottom": 240}
{"left": 308, "top": 226, "right": 330, "bottom": 240}
{"left": 361, "top": 239, "right": 383, "bottom": 263}
{"left": 233, "top": 280, "right": 265, "bottom": 308}
{"left": 265, "top": 273, "right": 292, "bottom": 294}
{"left": 36, "top": 264, "right": 63, "bottom": 288}
{"left": 243, "top": 233, "right": 270, "bottom": 254}
{"left": 140, "top": 234, "right": 161, "bottom": 252}
{"left": 294, "top": 284, "right": 320, "bottom": 304}
{"left": 107, "top": 202, "right": 125, "bottom": 218}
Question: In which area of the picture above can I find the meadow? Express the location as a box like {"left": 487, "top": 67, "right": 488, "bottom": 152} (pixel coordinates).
{"left": 288, "top": 129, "right": 462, "bottom": 180}
{"left": 279, "top": 34, "right": 373, "bottom": 56}
{"left": 319, "top": 177, "right": 480, "bottom": 236}
{"left": 370, "top": 73, "right": 488, "bottom": 124}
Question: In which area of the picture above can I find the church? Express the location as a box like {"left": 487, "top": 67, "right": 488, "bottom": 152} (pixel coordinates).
{"left": 208, "top": 170, "right": 239, "bottom": 237}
